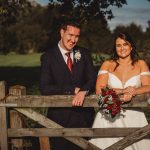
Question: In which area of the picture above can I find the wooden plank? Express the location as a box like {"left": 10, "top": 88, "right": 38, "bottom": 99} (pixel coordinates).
{"left": 0, "top": 81, "right": 5, "bottom": 101}
{"left": 7, "top": 128, "right": 150, "bottom": 138}
{"left": 0, "top": 81, "right": 8, "bottom": 150}
{"left": 9, "top": 85, "right": 26, "bottom": 149}
{"left": 9, "top": 85, "right": 26, "bottom": 96}
{"left": 9, "top": 86, "right": 51, "bottom": 150}
{"left": 0, "top": 107, "right": 8, "bottom": 150}
{"left": 5, "top": 94, "right": 150, "bottom": 108}
{"left": 14, "top": 108, "right": 101, "bottom": 150}
{"left": 39, "top": 137, "right": 51, "bottom": 150}
{"left": 105, "top": 124, "right": 150, "bottom": 150}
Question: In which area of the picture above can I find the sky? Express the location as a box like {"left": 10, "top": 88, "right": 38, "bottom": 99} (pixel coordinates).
{"left": 35, "top": 0, "right": 150, "bottom": 31}
{"left": 108, "top": 0, "right": 150, "bottom": 31}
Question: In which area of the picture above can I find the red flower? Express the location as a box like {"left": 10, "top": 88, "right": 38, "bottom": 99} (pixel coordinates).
{"left": 97, "top": 87, "right": 122, "bottom": 119}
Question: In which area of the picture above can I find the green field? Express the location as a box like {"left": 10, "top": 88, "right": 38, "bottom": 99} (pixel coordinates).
{"left": 0, "top": 52, "right": 108, "bottom": 67}
{"left": 0, "top": 53, "right": 42, "bottom": 67}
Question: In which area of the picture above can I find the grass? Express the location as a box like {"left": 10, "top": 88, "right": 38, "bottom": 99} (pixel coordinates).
{"left": 0, "top": 52, "right": 108, "bottom": 67}
{"left": 0, "top": 53, "right": 42, "bottom": 67}
{"left": 0, "top": 53, "right": 42, "bottom": 94}
{"left": 0, "top": 67, "right": 40, "bottom": 94}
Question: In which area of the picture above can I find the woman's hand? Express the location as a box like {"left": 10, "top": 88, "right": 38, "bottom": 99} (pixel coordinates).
{"left": 96, "top": 85, "right": 106, "bottom": 94}
{"left": 123, "top": 86, "right": 136, "bottom": 96}
{"left": 96, "top": 88, "right": 102, "bottom": 95}
{"left": 120, "top": 92, "right": 133, "bottom": 102}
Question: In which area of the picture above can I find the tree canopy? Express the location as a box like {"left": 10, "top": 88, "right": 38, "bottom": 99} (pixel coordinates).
{"left": 0, "top": 0, "right": 150, "bottom": 59}
{"left": 48, "top": 0, "right": 127, "bottom": 22}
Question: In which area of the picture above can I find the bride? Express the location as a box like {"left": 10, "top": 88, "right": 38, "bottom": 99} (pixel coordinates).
{"left": 89, "top": 32, "right": 150, "bottom": 150}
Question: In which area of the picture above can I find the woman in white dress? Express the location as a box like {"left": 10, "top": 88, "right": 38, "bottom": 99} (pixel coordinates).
{"left": 90, "top": 32, "right": 150, "bottom": 150}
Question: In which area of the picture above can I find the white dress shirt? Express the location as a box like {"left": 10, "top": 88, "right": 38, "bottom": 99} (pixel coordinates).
{"left": 58, "top": 42, "right": 74, "bottom": 64}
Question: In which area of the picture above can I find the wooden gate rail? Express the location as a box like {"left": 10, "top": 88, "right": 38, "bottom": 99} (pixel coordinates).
{"left": 7, "top": 128, "right": 150, "bottom": 138}
{"left": 105, "top": 124, "right": 150, "bottom": 150}
{"left": 14, "top": 108, "right": 101, "bottom": 150}
{"left": 14, "top": 108, "right": 150, "bottom": 150}
{"left": 0, "top": 81, "right": 150, "bottom": 150}
{"left": 4, "top": 94, "right": 150, "bottom": 108}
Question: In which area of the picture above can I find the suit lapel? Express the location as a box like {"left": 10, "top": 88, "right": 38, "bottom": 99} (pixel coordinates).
{"left": 53, "top": 46, "right": 72, "bottom": 75}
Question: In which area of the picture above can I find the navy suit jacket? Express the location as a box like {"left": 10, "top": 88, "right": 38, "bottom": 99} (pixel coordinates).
{"left": 40, "top": 45, "right": 96, "bottom": 150}
{"left": 40, "top": 45, "right": 96, "bottom": 95}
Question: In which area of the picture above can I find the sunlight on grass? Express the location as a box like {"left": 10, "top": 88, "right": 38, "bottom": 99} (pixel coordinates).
{"left": 0, "top": 52, "right": 110, "bottom": 67}
{"left": 0, "top": 53, "right": 42, "bottom": 67}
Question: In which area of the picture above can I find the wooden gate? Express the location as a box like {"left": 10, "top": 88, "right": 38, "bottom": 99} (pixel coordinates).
{"left": 0, "top": 81, "right": 150, "bottom": 150}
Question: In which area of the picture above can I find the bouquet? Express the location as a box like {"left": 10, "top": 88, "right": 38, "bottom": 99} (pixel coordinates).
{"left": 97, "top": 87, "right": 122, "bottom": 119}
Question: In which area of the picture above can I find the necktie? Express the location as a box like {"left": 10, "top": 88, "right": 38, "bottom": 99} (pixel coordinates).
{"left": 65, "top": 52, "right": 72, "bottom": 72}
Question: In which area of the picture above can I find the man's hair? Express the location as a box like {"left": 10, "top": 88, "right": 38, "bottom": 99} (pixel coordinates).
{"left": 60, "top": 19, "right": 81, "bottom": 31}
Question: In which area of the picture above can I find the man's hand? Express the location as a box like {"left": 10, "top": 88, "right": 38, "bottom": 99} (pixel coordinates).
{"left": 72, "top": 91, "right": 87, "bottom": 106}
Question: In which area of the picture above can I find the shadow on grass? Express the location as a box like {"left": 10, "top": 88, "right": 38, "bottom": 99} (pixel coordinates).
{"left": 0, "top": 66, "right": 100, "bottom": 95}
{"left": 0, "top": 67, "right": 40, "bottom": 95}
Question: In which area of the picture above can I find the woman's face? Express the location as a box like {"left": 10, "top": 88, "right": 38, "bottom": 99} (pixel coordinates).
{"left": 116, "top": 37, "right": 132, "bottom": 59}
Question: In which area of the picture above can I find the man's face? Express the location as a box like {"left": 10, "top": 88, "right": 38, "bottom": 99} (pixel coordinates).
{"left": 60, "top": 25, "right": 80, "bottom": 51}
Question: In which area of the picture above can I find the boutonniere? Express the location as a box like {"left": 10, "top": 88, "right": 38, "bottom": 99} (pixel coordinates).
{"left": 74, "top": 50, "right": 81, "bottom": 62}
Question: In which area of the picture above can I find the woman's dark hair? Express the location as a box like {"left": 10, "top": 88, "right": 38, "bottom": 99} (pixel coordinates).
{"left": 112, "top": 32, "right": 139, "bottom": 70}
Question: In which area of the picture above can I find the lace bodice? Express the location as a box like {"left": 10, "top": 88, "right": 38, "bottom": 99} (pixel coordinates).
{"left": 98, "top": 70, "right": 150, "bottom": 89}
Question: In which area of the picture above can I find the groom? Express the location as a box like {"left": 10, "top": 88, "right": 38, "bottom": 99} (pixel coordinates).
{"left": 40, "top": 19, "right": 96, "bottom": 150}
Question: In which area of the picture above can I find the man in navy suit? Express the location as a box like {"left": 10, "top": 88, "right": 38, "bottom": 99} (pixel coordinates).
{"left": 40, "top": 20, "right": 96, "bottom": 150}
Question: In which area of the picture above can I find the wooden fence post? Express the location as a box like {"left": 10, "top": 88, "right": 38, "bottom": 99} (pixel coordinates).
{"left": 9, "top": 85, "right": 51, "bottom": 150}
{"left": 0, "top": 81, "right": 8, "bottom": 150}
{"left": 39, "top": 136, "right": 51, "bottom": 150}
{"left": 9, "top": 85, "right": 26, "bottom": 150}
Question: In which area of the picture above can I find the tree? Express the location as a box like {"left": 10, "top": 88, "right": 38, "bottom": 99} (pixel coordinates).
{"left": 0, "top": 0, "right": 32, "bottom": 26}
{"left": 48, "top": 0, "right": 127, "bottom": 23}
{"left": 0, "top": 1, "right": 49, "bottom": 54}
{"left": 0, "top": 0, "right": 33, "bottom": 53}
{"left": 43, "top": 0, "right": 127, "bottom": 50}
{"left": 143, "top": 20, "right": 150, "bottom": 64}
{"left": 79, "top": 20, "right": 113, "bottom": 53}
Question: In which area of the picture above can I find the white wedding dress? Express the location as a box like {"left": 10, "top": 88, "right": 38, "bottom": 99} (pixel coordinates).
{"left": 89, "top": 70, "right": 150, "bottom": 150}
